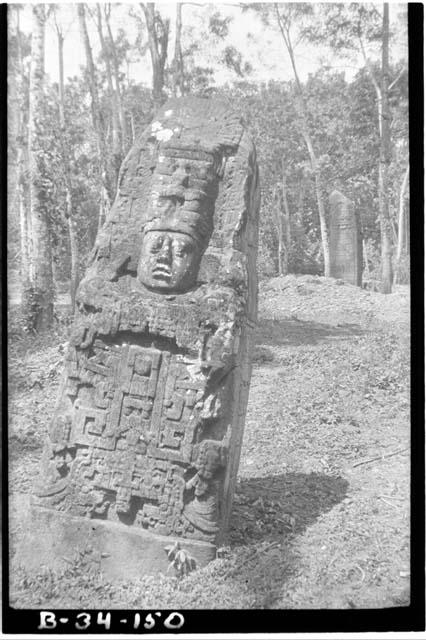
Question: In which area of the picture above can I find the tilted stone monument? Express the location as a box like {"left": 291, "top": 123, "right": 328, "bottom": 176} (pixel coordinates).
{"left": 18, "top": 97, "right": 260, "bottom": 579}
{"left": 329, "top": 190, "right": 362, "bottom": 287}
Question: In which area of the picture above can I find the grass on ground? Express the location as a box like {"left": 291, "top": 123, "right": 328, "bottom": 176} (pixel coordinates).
{"left": 9, "top": 275, "right": 410, "bottom": 609}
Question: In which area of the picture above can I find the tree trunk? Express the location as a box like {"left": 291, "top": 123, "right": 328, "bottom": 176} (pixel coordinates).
{"left": 77, "top": 3, "right": 111, "bottom": 225}
{"left": 27, "top": 4, "right": 54, "bottom": 331}
{"left": 378, "top": 3, "right": 393, "bottom": 294}
{"left": 362, "top": 238, "right": 370, "bottom": 282}
{"left": 393, "top": 164, "right": 409, "bottom": 284}
{"left": 130, "top": 113, "right": 135, "bottom": 143}
{"left": 274, "top": 5, "right": 330, "bottom": 276}
{"left": 277, "top": 208, "right": 284, "bottom": 275}
{"left": 77, "top": 5, "right": 101, "bottom": 143}
{"left": 96, "top": 4, "right": 122, "bottom": 181}
{"left": 55, "top": 13, "right": 80, "bottom": 311}
{"left": 404, "top": 191, "right": 410, "bottom": 254}
{"left": 280, "top": 171, "right": 291, "bottom": 275}
{"left": 67, "top": 195, "right": 79, "bottom": 309}
{"left": 8, "top": 10, "right": 20, "bottom": 224}
{"left": 297, "top": 109, "right": 330, "bottom": 277}
{"left": 171, "top": 3, "right": 184, "bottom": 97}
{"left": 9, "top": 8, "right": 31, "bottom": 289}
{"left": 272, "top": 186, "right": 283, "bottom": 275}
{"left": 18, "top": 172, "right": 30, "bottom": 285}
{"left": 295, "top": 175, "right": 305, "bottom": 228}
{"left": 104, "top": 4, "right": 128, "bottom": 153}
{"left": 140, "top": 3, "right": 169, "bottom": 111}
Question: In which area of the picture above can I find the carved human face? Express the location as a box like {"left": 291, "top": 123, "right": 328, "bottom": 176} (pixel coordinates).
{"left": 138, "top": 230, "right": 202, "bottom": 292}
{"left": 138, "top": 147, "right": 221, "bottom": 293}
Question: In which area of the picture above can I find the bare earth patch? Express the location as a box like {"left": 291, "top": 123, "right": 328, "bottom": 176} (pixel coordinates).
{"left": 9, "top": 276, "right": 410, "bottom": 609}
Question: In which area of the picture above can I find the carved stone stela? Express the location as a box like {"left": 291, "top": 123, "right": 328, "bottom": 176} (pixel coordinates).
{"left": 18, "top": 97, "right": 260, "bottom": 577}
{"left": 329, "top": 190, "right": 362, "bottom": 287}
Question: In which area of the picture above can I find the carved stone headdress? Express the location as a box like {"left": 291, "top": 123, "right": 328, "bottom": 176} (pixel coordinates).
{"left": 142, "top": 139, "right": 219, "bottom": 247}
{"left": 119, "top": 98, "right": 242, "bottom": 246}
{"left": 88, "top": 96, "right": 259, "bottom": 303}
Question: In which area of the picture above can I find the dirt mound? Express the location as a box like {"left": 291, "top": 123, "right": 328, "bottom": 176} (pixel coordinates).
{"left": 260, "top": 275, "right": 409, "bottom": 330}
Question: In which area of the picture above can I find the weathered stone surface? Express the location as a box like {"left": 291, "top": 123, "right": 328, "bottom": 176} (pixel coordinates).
{"left": 14, "top": 502, "right": 216, "bottom": 580}
{"left": 19, "top": 97, "right": 260, "bottom": 578}
{"left": 329, "top": 190, "right": 362, "bottom": 287}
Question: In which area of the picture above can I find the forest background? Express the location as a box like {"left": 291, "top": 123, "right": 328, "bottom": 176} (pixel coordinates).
{"left": 8, "top": 2, "right": 409, "bottom": 332}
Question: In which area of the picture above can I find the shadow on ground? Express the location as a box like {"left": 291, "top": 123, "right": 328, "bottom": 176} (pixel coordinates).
{"left": 255, "top": 318, "right": 364, "bottom": 348}
{"left": 224, "top": 472, "right": 349, "bottom": 607}
{"left": 229, "top": 472, "right": 349, "bottom": 546}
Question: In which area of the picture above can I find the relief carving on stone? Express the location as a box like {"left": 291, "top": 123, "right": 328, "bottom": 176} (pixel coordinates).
{"left": 33, "top": 96, "right": 260, "bottom": 553}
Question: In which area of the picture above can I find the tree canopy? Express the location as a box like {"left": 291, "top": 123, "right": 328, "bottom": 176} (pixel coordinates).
{"left": 8, "top": 3, "right": 409, "bottom": 328}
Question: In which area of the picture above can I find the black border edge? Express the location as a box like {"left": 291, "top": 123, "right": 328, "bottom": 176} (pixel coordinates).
{"left": 408, "top": 1, "right": 425, "bottom": 632}
{"left": 3, "top": 0, "right": 10, "bottom": 634}
{"left": 1, "top": 607, "right": 425, "bottom": 635}
{"left": 2, "top": 2, "right": 425, "bottom": 635}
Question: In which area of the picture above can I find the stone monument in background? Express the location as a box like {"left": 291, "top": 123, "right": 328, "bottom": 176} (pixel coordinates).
{"left": 329, "top": 190, "right": 362, "bottom": 287}
{"left": 17, "top": 97, "right": 260, "bottom": 579}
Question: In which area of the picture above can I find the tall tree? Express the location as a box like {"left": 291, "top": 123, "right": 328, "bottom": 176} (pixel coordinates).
{"left": 250, "top": 4, "right": 331, "bottom": 276}
{"left": 140, "top": 3, "right": 170, "bottom": 110}
{"left": 278, "top": 170, "right": 292, "bottom": 275}
{"left": 8, "top": 7, "right": 21, "bottom": 232}
{"left": 8, "top": 7, "right": 31, "bottom": 286}
{"left": 26, "top": 4, "right": 54, "bottom": 330}
{"left": 308, "top": 2, "right": 403, "bottom": 292}
{"left": 53, "top": 6, "right": 80, "bottom": 310}
{"left": 275, "top": 4, "right": 330, "bottom": 276}
{"left": 77, "top": 3, "right": 111, "bottom": 230}
{"left": 394, "top": 164, "right": 409, "bottom": 284}
{"left": 103, "top": 4, "right": 129, "bottom": 152}
{"left": 171, "top": 3, "right": 184, "bottom": 97}
{"left": 376, "top": 3, "right": 393, "bottom": 292}
{"left": 95, "top": 3, "right": 122, "bottom": 180}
